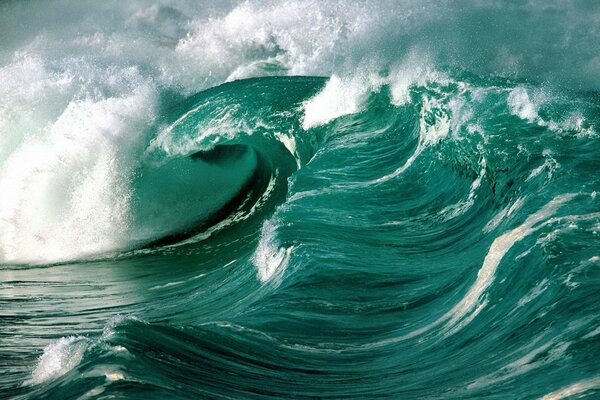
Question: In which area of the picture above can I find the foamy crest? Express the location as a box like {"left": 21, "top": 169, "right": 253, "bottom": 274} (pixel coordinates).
{"left": 388, "top": 51, "right": 445, "bottom": 106}
{"left": 252, "top": 217, "right": 292, "bottom": 283}
{"left": 26, "top": 316, "right": 137, "bottom": 386}
{"left": 370, "top": 94, "right": 450, "bottom": 184}
{"left": 548, "top": 112, "right": 596, "bottom": 137}
{"left": 507, "top": 87, "right": 595, "bottom": 136}
{"left": 302, "top": 53, "right": 441, "bottom": 129}
{"left": 0, "top": 79, "right": 156, "bottom": 264}
{"left": 147, "top": 102, "right": 272, "bottom": 161}
{"left": 508, "top": 87, "right": 541, "bottom": 123}
{"left": 302, "top": 72, "right": 384, "bottom": 129}
{"left": 0, "top": 55, "right": 73, "bottom": 163}
{"left": 28, "top": 336, "right": 89, "bottom": 385}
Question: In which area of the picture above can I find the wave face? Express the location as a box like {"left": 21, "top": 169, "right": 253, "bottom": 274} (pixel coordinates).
{"left": 1, "top": 1, "right": 600, "bottom": 399}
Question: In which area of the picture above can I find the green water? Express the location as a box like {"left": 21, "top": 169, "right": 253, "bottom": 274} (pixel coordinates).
{"left": 1, "top": 1, "right": 600, "bottom": 399}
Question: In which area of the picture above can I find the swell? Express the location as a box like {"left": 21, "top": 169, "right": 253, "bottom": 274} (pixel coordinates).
{"left": 3, "top": 68, "right": 600, "bottom": 400}
{"left": 1, "top": 2, "right": 600, "bottom": 398}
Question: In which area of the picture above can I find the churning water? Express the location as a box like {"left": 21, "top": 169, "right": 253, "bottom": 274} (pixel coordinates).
{"left": 1, "top": 1, "right": 600, "bottom": 399}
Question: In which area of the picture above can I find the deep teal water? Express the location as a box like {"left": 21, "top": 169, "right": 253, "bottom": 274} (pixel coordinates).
{"left": 1, "top": 2, "right": 600, "bottom": 399}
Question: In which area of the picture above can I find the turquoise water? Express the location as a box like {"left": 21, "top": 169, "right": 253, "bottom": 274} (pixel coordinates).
{"left": 1, "top": 1, "right": 600, "bottom": 399}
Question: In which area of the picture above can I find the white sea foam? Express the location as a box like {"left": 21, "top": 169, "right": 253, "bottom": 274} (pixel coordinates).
{"left": 548, "top": 112, "right": 596, "bottom": 137}
{"left": 483, "top": 198, "right": 525, "bottom": 234}
{"left": 146, "top": 102, "right": 274, "bottom": 162}
{"left": 174, "top": 1, "right": 381, "bottom": 90}
{"left": 27, "top": 315, "right": 137, "bottom": 386}
{"left": 507, "top": 87, "right": 596, "bottom": 136}
{"left": 252, "top": 217, "right": 292, "bottom": 283}
{"left": 0, "top": 81, "right": 156, "bottom": 264}
{"left": 438, "top": 194, "right": 575, "bottom": 333}
{"left": 301, "top": 54, "right": 443, "bottom": 130}
{"left": 507, "top": 87, "right": 542, "bottom": 123}
{"left": 274, "top": 131, "right": 301, "bottom": 167}
{"left": 467, "top": 338, "right": 571, "bottom": 391}
{"left": 389, "top": 52, "right": 448, "bottom": 107}
{"left": 302, "top": 72, "right": 386, "bottom": 129}
{"left": 540, "top": 376, "right": 600, "bottom": 400}
{"left": 526, "top": 150, "right": 559, "bottom": 182}
{"left": 370, "top": 194, "right": 574, "bottom": 347}
{"left": 0, "top": 55, "right": 73, "bottom": 163}
{"left": 28, "top": 336, "right": 89, "bottom": 385}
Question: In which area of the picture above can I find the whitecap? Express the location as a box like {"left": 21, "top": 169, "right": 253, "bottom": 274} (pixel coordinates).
{"left": 27, "top": 336, "right": 89, "bottom": 385}
{"left": 252, "top": 217, "right": 292, "bottom": 283}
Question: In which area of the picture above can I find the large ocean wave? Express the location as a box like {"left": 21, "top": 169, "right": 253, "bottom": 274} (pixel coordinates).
{"left": 1, "top": 1, "right": 600, "bottom": 399}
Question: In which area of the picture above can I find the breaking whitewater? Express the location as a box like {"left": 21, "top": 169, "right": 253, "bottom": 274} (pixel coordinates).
{"left": 1, "top": 1, "right": 600, "bottom": 399}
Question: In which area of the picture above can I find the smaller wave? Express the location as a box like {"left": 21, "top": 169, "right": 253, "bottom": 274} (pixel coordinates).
{"left": 437, "top": 193, "right": 575, "bottom": 336}
{"left": 252, "top": 216, "right": 292, "bottom": 283}
{"left": 301, "top": 54, "right": 444, "bottom": 129}
{"left": 27, "top": 336, "right": 89, "bottom": 386}
{"left": 26, "top": 315, "right": 136, "bottom": 388}
{"left": 540, "top": 377, "right": 600, "bottom": 400}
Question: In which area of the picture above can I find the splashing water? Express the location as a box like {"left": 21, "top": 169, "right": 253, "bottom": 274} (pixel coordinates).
{"left": 1, "top": 1, "right": 600, "bottom": 399}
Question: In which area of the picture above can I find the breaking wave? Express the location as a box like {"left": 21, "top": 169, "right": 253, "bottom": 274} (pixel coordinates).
{"left": 1, "top": 1, "right": 600, "bottom": 399}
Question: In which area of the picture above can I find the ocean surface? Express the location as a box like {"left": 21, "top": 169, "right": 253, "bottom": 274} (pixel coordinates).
{"left": 1, "top": 1, "right": 600, "bottom": 399}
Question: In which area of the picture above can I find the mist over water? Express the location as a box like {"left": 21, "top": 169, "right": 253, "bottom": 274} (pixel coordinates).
{"left": 1, "top": 1, "right": 600, "bottom": 399}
